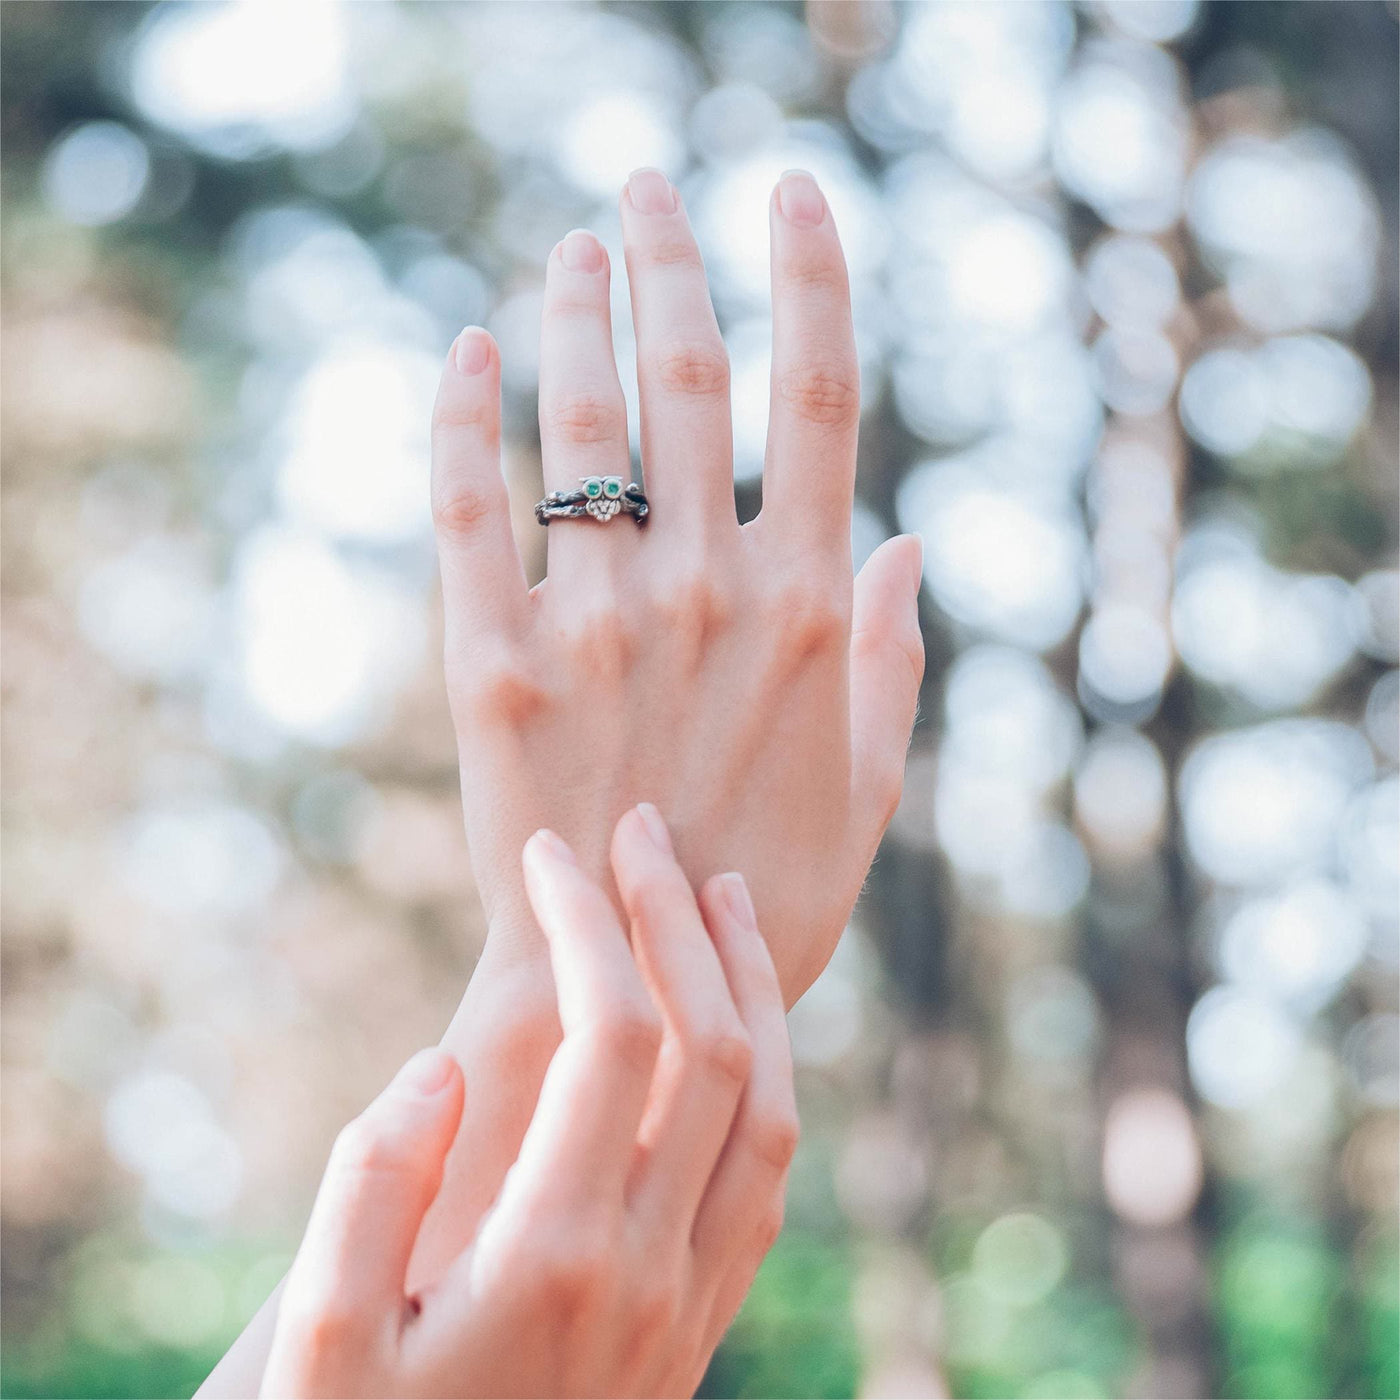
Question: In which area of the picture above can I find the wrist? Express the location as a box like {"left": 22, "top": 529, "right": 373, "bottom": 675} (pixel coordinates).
{"left": 448, "top": 919, "right": 560, "bottom": 1056}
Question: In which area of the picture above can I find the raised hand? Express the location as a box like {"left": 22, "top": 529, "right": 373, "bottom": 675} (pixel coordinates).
{"left": 431, "top": 167, "right": 923, "bottom": 1005}
{"left": 260, "top": 810, "right": 796, "bottom": 1400}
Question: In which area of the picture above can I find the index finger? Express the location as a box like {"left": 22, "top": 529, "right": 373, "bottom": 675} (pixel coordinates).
{"left": 431, "top": 327, "right": 532, "bottom": 654}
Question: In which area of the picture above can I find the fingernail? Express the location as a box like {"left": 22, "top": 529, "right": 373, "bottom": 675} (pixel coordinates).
{"left": 777, "top": 170, "right": 825, "bottom": 227}
{"left": 720, "top": 872, "right": 757, "bottom": 931}
{"left": 559, "top": 228, "right": 605, "bottom": 274}
{"left": 634, "top": 802, "right": 673, "bottom": 855}
{"left": 901, "top": 532, "right": 924, "bottom": 589}
{"left": 394, "top": 1047, "right": 455, "bottom": 1096}
{"left": 530, "top": 828, "right": 578, "bottom": 866}
{"left": 453, "top": 327, "right": 490, "bottom": 375}
{"left": 627, "top": 167, "right": 677, "bottom": 215}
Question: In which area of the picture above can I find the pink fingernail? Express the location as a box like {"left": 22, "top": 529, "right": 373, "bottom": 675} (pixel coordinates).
{"left": 395, "top": 1047, "right": 455, "bottom": 1096}
{"left": 777, "top": 170, "right": 825, "bottom": 227}
{"left": 634, "top": 803, "right": 674, "bottom": 855}
{"left": 531, "top": 828, "right": 578, "bottom": 866}
{"left": 627, "top": 168, "right": 677, "bottom": 215}
{"left": 454, "top": 327, "right": 490, "bottom": 375}
{"left": 720, "top": 872, "right": 757, "bottom": 931}
{"left": 560, "top": 229, "right": 605, "bottom": 273}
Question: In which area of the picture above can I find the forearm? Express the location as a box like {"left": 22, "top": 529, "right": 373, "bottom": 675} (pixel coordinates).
{"left": 196, "top": 1280, "right": 283, "bottom": 1398}
{"left": 197, "top": 928, "right": 560, "bottom": 1397}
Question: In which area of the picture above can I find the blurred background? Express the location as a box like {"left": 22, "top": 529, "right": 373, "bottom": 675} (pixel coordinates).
{"left": 1, "top": 2, "right": 1396, "bottom": 1397}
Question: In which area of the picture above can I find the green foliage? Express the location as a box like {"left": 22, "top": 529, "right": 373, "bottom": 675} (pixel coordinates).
{"left": 699, "top": 1231, "right": 860, "bottom": 1400}
{"left": 1214, "top": 1217, "right": 1343, "bottom": 1400}
{"left": 0, "top": 1341, "right": 223, "bottom": 1400}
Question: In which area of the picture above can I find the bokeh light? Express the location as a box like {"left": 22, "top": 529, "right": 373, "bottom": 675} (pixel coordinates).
{"left": 2, "top": 4, "right": 1395, "bottom": 1399}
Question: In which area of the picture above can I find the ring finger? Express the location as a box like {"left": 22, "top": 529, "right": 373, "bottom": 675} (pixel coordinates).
{"left": 538, "top": 228, "right": 637, "bottom": 584}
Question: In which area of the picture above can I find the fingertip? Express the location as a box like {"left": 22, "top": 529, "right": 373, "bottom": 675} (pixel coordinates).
{"left": 523, "top": 828, "right": 576, "bottom": 884}
{"left": 633, "top": 802, "right": 674, "bottom": 855}
{"left": 522, "top": 828, "right": 582, "bottom": 940}
{"left": 775, "top": 169, "right": 827, "bottom": 228}
{"left": 450, "top": 325, "right": 494, "bottom": 377}
{"left": 558, "top": 227, "right": 607, "bottom": 275}
{"left": 699, "top": 872, "right": 783, "bottom": 1015}
{"left": 858, "top": 532, "right": 925, "bottom": 608}
{"left": 718, "top": 871, "right": 757, "bottom": 932}
{"left": 610, "top": 803, "right": 675, "bottom": 881}
{"left": 391, "top": 1046, "right": 459, "bottom": 1099}
{"left": 893, "top": 531, "right": 924, "bottom": 589}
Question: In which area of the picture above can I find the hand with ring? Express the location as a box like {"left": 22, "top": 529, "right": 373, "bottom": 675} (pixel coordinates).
{"left": 414, "top": 166, "right": 924, "bottom": 1284}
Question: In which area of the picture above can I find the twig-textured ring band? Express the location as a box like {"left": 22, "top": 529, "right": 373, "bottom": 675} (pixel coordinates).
{"left": 535, "top": 476, "right": 648, "bottom": 526}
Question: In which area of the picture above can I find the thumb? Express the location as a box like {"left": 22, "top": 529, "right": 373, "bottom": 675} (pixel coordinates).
{"left": 286, "top": 1048, "right": 466, "bottom": 1329}
{"left": 849, "top": 533, "right": 925, "bottom": 834}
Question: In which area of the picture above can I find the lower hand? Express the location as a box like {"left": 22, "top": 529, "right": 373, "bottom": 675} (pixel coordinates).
{"left": 261, "top": 807, "right": 796, "bottom": 1399}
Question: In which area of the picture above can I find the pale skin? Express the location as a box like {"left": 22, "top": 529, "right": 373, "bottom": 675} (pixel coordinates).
{"left": 261, "top": 811, "right": 796, "bottom": 1400}
{"left": 201, "top": 166, "right": 923, "bottom": 1395}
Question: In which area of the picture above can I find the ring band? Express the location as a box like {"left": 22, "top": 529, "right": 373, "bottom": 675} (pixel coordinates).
{"left": 536, "top": 476, "right": 648, "bottom": 526}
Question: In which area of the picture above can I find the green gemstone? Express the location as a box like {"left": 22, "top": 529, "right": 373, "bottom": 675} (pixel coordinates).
{"left": 604, "top": 478, "right": 621, "bottom": 498}
{"left": 584, "top": 479, "right": 602, "bottom": 498}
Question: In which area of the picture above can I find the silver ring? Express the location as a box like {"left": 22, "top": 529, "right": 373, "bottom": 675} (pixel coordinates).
{"left": 535, "top": 476, "right": 648, "bottom": 526}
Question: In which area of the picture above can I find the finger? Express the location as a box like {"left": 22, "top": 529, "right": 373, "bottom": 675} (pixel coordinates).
{"left": 849, "top": 533, "right": 925, "bottom": 838}
{"left": 619, "top": 167, "right": 736, "bottom": 536}
{"left": 494, "top": 828, "right": 661, "bottom": 1220}
{"left": 431, "top": 328, "right": 531, "bottom": 654}
{"left": 281, "top": 1049, "right": 465, "bottom": 1332}
{"left": 695, "top": 1208, "right": 786, "bottom": 1368}
{"left": 759, "top": 170, "right": 860, "bottom": 553}
{"left": 689, "top": 872, "right": 797, "bottom": 1289}
{"left": 610, "top": 805, "right": 753, "bottom": 1234}
{"left": 538, "top": 229, "right": 635, "bottom": 576}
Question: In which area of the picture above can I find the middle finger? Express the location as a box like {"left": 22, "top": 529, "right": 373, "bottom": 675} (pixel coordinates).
{"left": 620, "top": 167, "right": 737, "bottom": 547}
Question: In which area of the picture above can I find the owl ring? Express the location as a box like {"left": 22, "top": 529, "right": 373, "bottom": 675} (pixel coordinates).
{"left": 535, "top": 476, "right": 648, "bottom": 526}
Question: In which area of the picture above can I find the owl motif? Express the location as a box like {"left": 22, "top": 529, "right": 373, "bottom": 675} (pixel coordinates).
{"left": 581, "top": 475, "right": 624, "bottom": 520}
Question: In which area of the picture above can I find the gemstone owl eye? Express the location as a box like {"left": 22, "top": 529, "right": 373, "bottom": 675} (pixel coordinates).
{"left": 583, "top": 478, "right": 603, "bottom": 499}
{"left": 603, "top": 478, "right": 622, "bottom": 499}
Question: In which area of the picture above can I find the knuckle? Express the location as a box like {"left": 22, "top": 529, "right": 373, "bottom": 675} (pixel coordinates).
{"left": 583, "top": 1005, "right": 663, "bottom": 1076}
{"left": 696, "top": 1027, "right": 754, "bottom": 1088}
{"left": 774, "top": 363, "right": 860, "bottom": 430}
{"left": 749, "top": 1109, "right": 800, "bottom": 1173}
{"left": 892, "top": 627, "right": 927, "bottom": 688}
{"left": 330, "top": 1116, "right": 411, "bottom": 1179}
{"left": 533, "top": 1220, "right": 616, "bottom": 1311}
{"left": 872, "top": 763, "right": 908, "bottom": 830}
{"left": 447, "top": 647, "right": 547, "bottom": 728}
{"left": 654, "top": 572, "right": 733, "bottom": 635}
{"left": 432, "top": 398, "right": 497, "bottom": 435}
{"left": 623, "top": 1280, "right": 680, "bottom": 1344}
{"left": 850, "top": 619, "right": 925, "bottom": 686}
{"left": 782, "top": 252, "right": 849, "bottom": 296}
{"left": 431, "top": 482, "right": 499, "bottom": 538}
{"left": 639, "top": 237, "right": 705, "bottom": 272}
{"left": 756, "top": 1200, "right": 787, "bottom": 1253}
{"left": 282, "top": 1298, "right": 361, "bottom": 1359}
{"left": 769, "top": 580, "right": 847, "bottom": 662}
{"left": 655, "top": 343, "right": 730, "bottom": 399}
{"left": 626, "top": 877, "right": 679, "bottom": 933}
{"left": 545, "top": 391, "right": 626, "bottom": 446}
{"left": 547, "top": 288, "right": 608, "bottom": 321}
{"left": 563, "top": 604, "right": 638, "bottom": 680}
